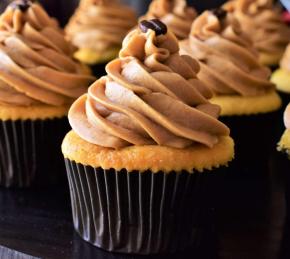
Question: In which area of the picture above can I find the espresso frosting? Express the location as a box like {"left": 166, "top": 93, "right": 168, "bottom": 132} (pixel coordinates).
{"left": 0, "top": 1, "right": 95, "bottom": 107}
{"left": 69, "top": 23, "right": 230, "bottom": 149}
{"left": 141, "top": 0, "right": 197, "bottom": 40}
{"left": 180, "top": 10, "right": 275, "bottom": 97}
{"left": 65, "top": 0, "right": 137, "bottom": 52}
{"left": 224, "top": 0, "right": 290, "bottom": 59}
{"left": 280, "top": 44, "right": 290, "bottom": 72}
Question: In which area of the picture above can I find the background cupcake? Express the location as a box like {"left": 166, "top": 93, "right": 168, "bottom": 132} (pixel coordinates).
{"left": 272, "top": 44, "right": 290, "bottom": 108}
{"left": 278, "top": 104, "right": 290, "bottom": 157}
{"left": 180, "top": 9, "right": 281, "bottom": 175}
{"left": 141, "top": 0, "right": 197, "bottom": 40}
{"left": 0, "top": 0, "right": 95, "bottom": 187}
{"left": 62, "top": 19, "right": 234, "bottom": 254}
{"left": 224, "top": 0, "right": 290, "bottom": 67}
{"left": 65, "top": 0, "right": 137, "bottom": 77}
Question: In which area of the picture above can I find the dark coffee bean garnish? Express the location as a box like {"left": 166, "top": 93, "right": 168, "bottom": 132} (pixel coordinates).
{"left": 10, "top": 0, "right": 32, "bottom": 12}
{"left": 212, "top": 8, "right": 227, "bottom": 20}
{"left": 139, "top": 19, "right": 168, "bottom": 36}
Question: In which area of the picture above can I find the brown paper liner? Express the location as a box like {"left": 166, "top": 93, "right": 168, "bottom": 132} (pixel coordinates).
{"left": 65, "top": 158, "right": 227, "bottom": 254}
{"left": 0, "top": 118, "right": 69, "bottom": 187}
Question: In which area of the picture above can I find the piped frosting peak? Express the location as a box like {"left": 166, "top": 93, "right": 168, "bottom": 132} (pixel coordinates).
{"left": 180, "top": 10, "right": 275, "bottom": 97}
{"left": 0, "top": 1, "right": 95, "bottom": 106}
{"left": 69, "top": 20, "right": 230, "bottom": 149}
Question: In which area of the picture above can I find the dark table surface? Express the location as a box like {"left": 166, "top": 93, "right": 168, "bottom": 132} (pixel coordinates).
{"left": 0, "top": 149, "right": 289, "bottom": 259}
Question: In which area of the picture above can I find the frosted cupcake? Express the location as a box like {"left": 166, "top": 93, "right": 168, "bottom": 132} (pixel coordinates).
{"left": 271, "top": 44, "right": 290, "bottom": 107}
{"left": 0, "top": 0, "right": 95, "bottom": 187}
{"left": 65, "top": 0, "right": 137, "bottom": 76}
{"left": 141, "top": 0, "right": 197, "bottom": 40}
{"left": 62, "top": 19, "right": 234, "bottom": 254}
{"left": 223, "top": 0, "right": 290, "bottom": 67}
{"left": 180, "top": 9, "right": 281, "bottom": 173}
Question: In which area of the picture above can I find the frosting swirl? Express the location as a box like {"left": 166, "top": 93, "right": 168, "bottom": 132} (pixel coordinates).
{"left": 0, "top": 1, "right": 95, "bottom": 106}
{"left": 141, "top": 0, "right": 197, "bottom": 40}
{"left": 65, "top": 0, "right": 137, "bottom": 52}
{"left": 69, "top": 21, "right": 230, "bottom": 149}
{"left": 180, "top": 10, "right": 275, "bottom": 96}
{"left": 224, "top": 0, "right": 290, "bottom": 59}
{"left": 280, "top": 44, "right": 290, "bottom": 72}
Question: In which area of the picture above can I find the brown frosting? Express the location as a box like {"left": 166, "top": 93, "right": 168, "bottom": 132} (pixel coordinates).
{"left": 180, "top": 10, "right": 275, "bottom": 96}
{"left": 0, "top": 1, "right": 95, "bottom": 107}
{"left": 224, "top": 0, "right": 290, "bottom": 58}
{"left": 69, "top": 21, "right": 230, "bottom": 150}
{"left": 141, "top": 0, "right": 197, "bottom": 40}
{"left": 65, "top": 0, "right": 137, "bottom": 52}
{"left": 280, "top": 44, "right": 290, "bottom": 72}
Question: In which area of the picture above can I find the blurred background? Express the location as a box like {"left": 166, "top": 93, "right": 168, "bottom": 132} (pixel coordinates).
{"left": 0, "top": 0, "right": 227, "bottom": 26}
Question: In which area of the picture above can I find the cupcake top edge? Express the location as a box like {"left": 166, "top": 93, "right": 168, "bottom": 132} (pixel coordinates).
{"left": 65, "top": 0, "right": 137, "bottom": 53}
{"left": 0, "top": 0, "right": 95, "bottom": 107}
{"left": 140, "top": 0, "right": 197, "bottom": 40}
{"left": 180, "top": 9, "right": 275, "bottom": 98}
{"left": 68, "top": 19, "right": 231, "bottom": 151}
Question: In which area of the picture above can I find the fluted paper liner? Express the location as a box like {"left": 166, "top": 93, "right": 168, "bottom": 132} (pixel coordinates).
{"left": 0, "top": 118, "right": 69, "bottom": 187}
{"left": 65, "top": 159, "right": 226, "bottom": 254}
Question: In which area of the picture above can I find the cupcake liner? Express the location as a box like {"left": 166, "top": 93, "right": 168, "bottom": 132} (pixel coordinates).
{"left": 221, "top": 111, "right": 279, "bottom": 176}
{"left": 65, "top": 159, "right": 226, "bottom": 255}
{"left": 0, "top": 118, "right": 69, "bottom": 187}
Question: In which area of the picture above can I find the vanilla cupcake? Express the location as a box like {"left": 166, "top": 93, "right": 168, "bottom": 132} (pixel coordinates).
{"left": 141, "top": 0, "right": 197, "bottom": 40}
{"left": 65, "top": 0, "right": 137, "bottom": 75}
{"left": 180, "top": 9, "right": 281, "bottom": 173}
{"left": 224, "top": 0, "right": 290, "bottom": 67}
{"left": 62, "top": 19, "right": 234, "bottom": 254}
{"left": 0, "top": 0, "right": 95, "bottom": 187}
{"left": 271, "top": 44, "right": 290, "bottom": 107}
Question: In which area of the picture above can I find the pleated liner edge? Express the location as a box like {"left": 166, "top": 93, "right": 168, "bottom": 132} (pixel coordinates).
{"left": 65, "top": 158, "right": 226, "bottom": 255}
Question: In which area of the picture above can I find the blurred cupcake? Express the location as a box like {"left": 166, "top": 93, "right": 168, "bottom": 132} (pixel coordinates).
{"left": 65, "top": 0, "right": 137, "bottom": 76}
{"left": 180, "top": 9, "right": 281, "bottom": 174}
{"left": 0, "top": 0, "right": 95, "bottom": 187}
{"left": 62, "top": 19, "right": 234, "bottom": 254}
{"left": 140, "top": 0, "right": 197, "bottom": 40}
{"left": 224, "top": 0, "right": 290, "bottom": 67}
{"left": 271, "top": 44, "right": 290, "bottom": 107}
{"left": 278, "top": 104, "right": 290, "bottom": 157}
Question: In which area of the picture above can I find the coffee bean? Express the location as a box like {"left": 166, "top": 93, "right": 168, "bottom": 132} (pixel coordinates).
{"left": 139, "top": 19, "right": 168, "bottom": 36}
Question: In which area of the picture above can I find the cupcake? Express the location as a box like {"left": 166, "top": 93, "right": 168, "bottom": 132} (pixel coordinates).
{"left": 224, "top": 0, "right": 290, "bottom": 67}
{"left": 278, "top": 104, "right": 290, "bottom": 155}
{"left": 62, "top": 19, "right": 234, "bottom": 254}
{"left": 0, "top": 0, "right": 95, "bottom": 187}
{"left": 65, "top": 0, "right": 137, "bottom": 76}
{"left": 180, "top": 9, "right": 281, "bottom": 174}
{"left": 271, "top": 44, "right": 290, "bottom": 108}
{"left": 140, "top": 0, "right": 197, "bottom": 40}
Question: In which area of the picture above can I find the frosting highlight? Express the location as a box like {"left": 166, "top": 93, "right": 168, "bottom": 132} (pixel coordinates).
{"left": 69, "top": 21, "right": 230, "bottom": 149}
{"left": 0, "top": 1, "right": 95, "bottom": 106}
{"left": 180, "top": 10, "right": 275, "bottom": 97}
{"left": 141, "top": 0, "right": 197, "bottom": 40}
